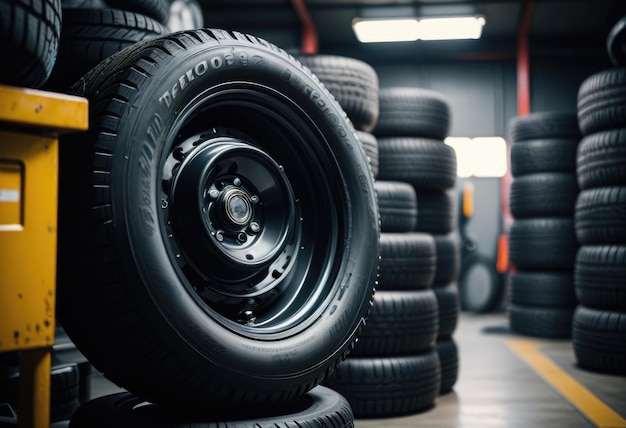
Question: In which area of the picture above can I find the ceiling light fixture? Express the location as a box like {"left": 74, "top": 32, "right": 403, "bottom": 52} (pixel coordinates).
{"left": 352, "top": 15, "right": 486, "bottom": 43}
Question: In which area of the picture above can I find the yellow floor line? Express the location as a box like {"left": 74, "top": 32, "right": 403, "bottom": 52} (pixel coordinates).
{"left": 507, "top": 338, "right": 626, "bottom": 428}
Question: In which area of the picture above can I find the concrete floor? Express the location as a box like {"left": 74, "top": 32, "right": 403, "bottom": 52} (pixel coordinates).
{"left": 83, "top": 312, "right": 626, "bottom": 427}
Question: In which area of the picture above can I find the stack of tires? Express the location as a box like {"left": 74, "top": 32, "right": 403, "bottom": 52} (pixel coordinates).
{"left": 51, "top": 31, "right": 379, "bottom": 426}
{"left": 572, "top": 65, "right": 626, "bottom": 374}
{"left": 372, "top": 87, "right": 461, "bottom": 397}
{"left": 295, "top": 54, "right": 380, "bottom": 178}
{"left": 374, "top": 87, "right": 460, "bottom": 397}
{"left": 325, "top": 86, "right": 460, "bottom": 419}
{"left": 1, "top": 0, "right": 62, "bottom": 88}
{"left": 44, "top": 0, "right": 171, "bottom": 91}
{"left": 507, "top": 112, "right": 581, "bottom": 338}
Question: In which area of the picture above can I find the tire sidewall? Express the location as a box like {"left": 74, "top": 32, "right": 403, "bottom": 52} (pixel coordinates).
{"left": 107, "top": 38, "right": 378, "bottom": 385}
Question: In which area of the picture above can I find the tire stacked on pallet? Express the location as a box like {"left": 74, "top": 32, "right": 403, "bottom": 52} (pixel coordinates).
{"left": 373, "top": 87, "right": 460, "bottom": 397}
{"left": 507, "top": 112, "right": 581, "bottom": 339}
{"left": 44, "top": 0, "right": 170, "bottom": 91}
{"left": 573, "top": 66, "right": 626, "bottom": 374}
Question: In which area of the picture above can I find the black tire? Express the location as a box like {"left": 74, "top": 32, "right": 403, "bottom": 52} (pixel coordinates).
{"left": 509, "top": 173, "right": 579, "bottom": 218}
{"left": 56, "top": 29, "right": 379, "bottom": 410}
{"left": 509, "top": 270, "right": 576, "bottom": 308}
{"left": 0, "top": 0, "right": 61, "bottom": 88}
{"left": 323, "top": 352, "right": 441, "bottom": 418}
{"left": 350, "top": 290, "right": 439, "bottom": 357}
{"left": 374, "top": 87, "right": 450, "bottom": 139}
{"left": 377, "top": 137, "right": 457, "bottom": 191}
{"left": 575, "top": 245, "right": 626, "bottom": 310}
{"left": 378, "top": 232, "right": 436, "bottom": 291}
{"left": 433, "top": 283, "right": 460, "bottom": 338}
{"left": 458, "top": 253, "right": 502, "bottom": 313}
{"left": 44, "top": 8, "right": 167, "bottom": 91}
{"left": 510, "top": 137, "right": 579, "bottom": 177}
{"left": 508, "top": 112, "right": 580, "bottom": 143}
{"left": 105, "top": 0, "right": 170, "bottom": 23}
{"left": 573, "top": 305, "right": 626, "bottom": 375}
{"left": 355, "top": 130, "right": 379, "bottom": 179}
{"left": 436, "top": 337, "right": 459, "bottom": 395}
{"left": 414, "top": 190, "right": 456, "bottom": 234}
{"left": 62, "top": 0, "right": 171, "bottom": 24}
{"left": 296, "top": 54, "right": 379, "bottom": 133}
{"left": 576, "top": 129, "right": 626, "bottom": 189}
{"left": 509, "top": 304, "right": 574, "bottom": 339}
{"left": 575, "top": 186, "right": 626, "bottom": 245}
{"left": 166, "top": 0, "right": 204, "bottom": 32}
{"left": 375, "top": 181, "right": 418, "bottom": 233}
{"left": 68, "top": 386, "right": 353, "bottom": 427}
{"left": 433, "top": 234, "right": 460, "bottom": 284}
{"left": 577, "top": 67, "right": 626, "bottom": 135}
{"left": 509, "top": 218, "right": 578, "bottom": 270}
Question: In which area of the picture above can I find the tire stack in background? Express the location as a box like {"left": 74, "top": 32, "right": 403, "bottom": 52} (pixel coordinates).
{"left": 374, "top": 87, "right": 460, "bottom": 397}
{"left": 507, "top": 112, "right": 581, "bottom": 338}
{"left": 1, "top": 0, "right": 62, "bottom": 88}
{"left": 572, "top": 65, "right": 626, "bottom": 374}
{"left": 327, "top": 86, "right": 461, "bottom": 418}
{"left": 296, "top": 54, "right": 380, "bottom": 179}
{"left": 44, "top": 0, "right": 171, "bottom": 92}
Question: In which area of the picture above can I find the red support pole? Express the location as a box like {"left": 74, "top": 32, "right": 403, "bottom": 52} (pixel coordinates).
{"left": 290, "top": 0, "right": 318, "bottom": 54}
{"left": 517, "top": 0, "right": 534, "bottom": 116}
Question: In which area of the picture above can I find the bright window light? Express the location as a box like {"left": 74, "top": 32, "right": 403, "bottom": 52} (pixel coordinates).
{"left": 445, "top": 137, "right": 507, "bottom": 178}
{"left": 353, "top": 16, "right": 485, "bottom": 43}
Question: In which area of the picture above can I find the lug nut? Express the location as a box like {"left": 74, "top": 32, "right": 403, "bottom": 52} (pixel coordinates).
{"left": 250, "top": 222, "right": 260, "bottom": 233}
{"left": 237, "top": 232, "right": 248, "bottom": 243}
{"left": 250, "top": 195, "right": 259, "bottom": 204}
{"left": 215, "top": 230, "right": 225, "bottom": 242}
{"left": 208, "top": 189, "right": 219, "bottom": 199}
{"left": 244, "top": 310, "right": 256, "bottom": 325}
{"left": 233, "top": 177, "right": 241, "bottom": 186}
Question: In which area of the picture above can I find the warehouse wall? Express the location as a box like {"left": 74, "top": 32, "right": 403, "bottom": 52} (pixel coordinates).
{"left": 372, "top": 57, "right": 608, "bottom": 138}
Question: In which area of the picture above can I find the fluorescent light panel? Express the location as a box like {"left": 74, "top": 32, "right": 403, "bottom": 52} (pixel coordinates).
{"left": 353, "top": 16, "right": 486, "bottom": 43}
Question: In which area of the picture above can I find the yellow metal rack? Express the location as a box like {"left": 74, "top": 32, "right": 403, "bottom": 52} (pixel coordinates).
{"left": 0, "top": 84, "right": 88, "bottom": 427}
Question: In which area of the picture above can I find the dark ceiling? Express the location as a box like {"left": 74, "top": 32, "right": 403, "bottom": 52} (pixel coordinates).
{"left": 198, "top": 0, "right": 626, "bottom": 63}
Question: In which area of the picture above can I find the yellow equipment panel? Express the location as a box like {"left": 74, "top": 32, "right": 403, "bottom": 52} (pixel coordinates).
{"left": 0, "top": 131, "right": 58, "bottom": 351}
{"left": 0, "top": 84, "right": 88, "bottom": 428}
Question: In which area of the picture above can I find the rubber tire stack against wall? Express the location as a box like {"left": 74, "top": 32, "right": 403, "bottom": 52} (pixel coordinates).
{"left": 573, "top": 65, "right": 626, "bottom": 374}
{"left": 0, "top": 0, "right": 62, "bottom": 88}
{"left": 507, "top": 112, "right": 581, "bottom": 339}
{"left": 43, "top": 0, "right": 170, "bottom": 91}
{"left": 296, "top": 54, "right": 380, "bottom": 178}
{"left": 332, "top": 86, "right": 459, "bottom": 418}
{"left": 374, "top": 87, "right": 460, "bottom": 397}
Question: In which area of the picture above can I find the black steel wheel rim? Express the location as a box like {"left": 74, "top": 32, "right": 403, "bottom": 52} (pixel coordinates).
{"left": 159, "top": 82, "right": 346, "bottom": 338}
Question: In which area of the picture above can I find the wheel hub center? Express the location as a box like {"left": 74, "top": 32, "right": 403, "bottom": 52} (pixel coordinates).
{"left": 224, "top": 189, "right": 252, "bottom": 226}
